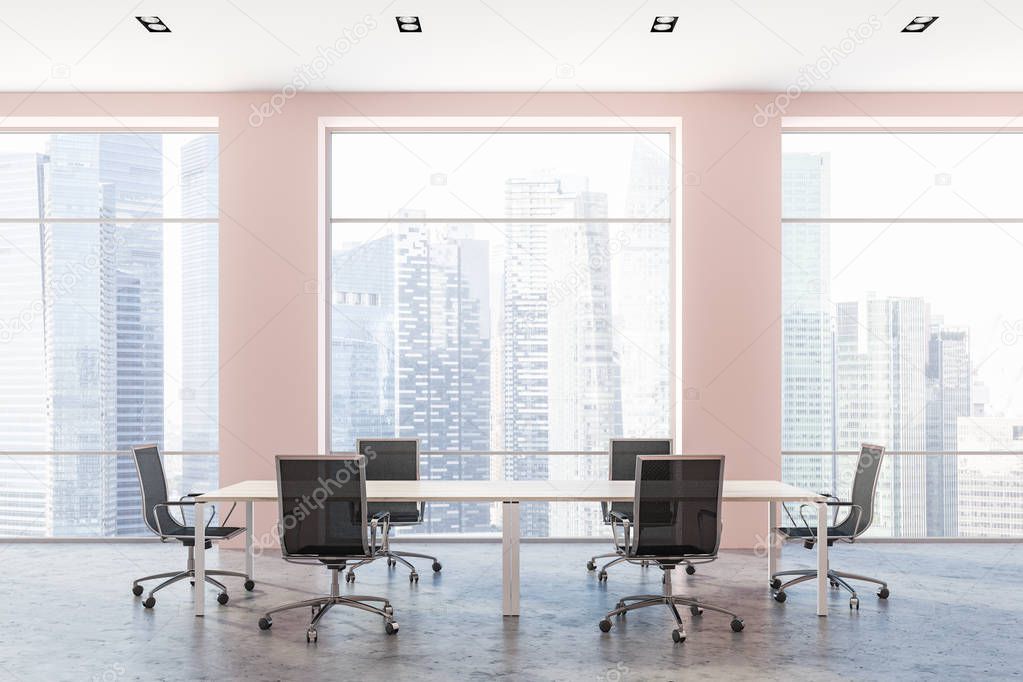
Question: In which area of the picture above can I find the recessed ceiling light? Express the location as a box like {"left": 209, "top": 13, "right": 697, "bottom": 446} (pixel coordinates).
{"left": 136, "top": 16, "right": 171, "bottom": 33}
{"left": 902, "top": 16, "right": 938, "bottom": 32}
{"left": 651, "top": 16, "right": 677, "bottom": 33}
{"left": 396, "top": 16, "right": 421, "bottom": 32}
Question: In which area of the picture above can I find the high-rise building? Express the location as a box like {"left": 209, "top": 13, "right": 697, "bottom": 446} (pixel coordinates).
{"left": 956, "top": 417, "right": 1023, "bottom": 537}
{"left": 613, "top": 138, "right": 671, "bottom": 438}
{"left": 179, "top": 135, "right": 220, "bottom": 499}
{"left": 501, "top": 174, "right": 623, "bottom": 536}
{"left": 0, "top": 135, "right": 165, "bottom": 536}
{"left": 331, "top": 214, "right": 493, "bottom": 533}
{"left": 0, "top": 153, "right": 51, "bottom": 535}
{"left": 925, "top": 325, "right": 970, "bottom": 536}
{"left": 834, "top": 296, "right": 930, "bottom": 536}
{"left": 781, "top": 153, "right": 835, "bottom": 493}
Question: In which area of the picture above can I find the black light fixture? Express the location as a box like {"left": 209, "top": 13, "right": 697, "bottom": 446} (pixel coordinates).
{"left": 651, "top": 16, "right": 677, "bottom": 33}
{"left": 396, "top": 16, "right": 422, "bottom": 32}
{"left": 136, "top": 16, "right": 171, "bottom": 33}
{"left": 902, "top": 16, "right": 938, "bottom": 32}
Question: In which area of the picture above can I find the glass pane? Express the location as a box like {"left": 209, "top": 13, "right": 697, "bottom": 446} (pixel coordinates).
{"left": 0, "top": 132, "right": 218, "bottom": 220}
{"left": 331, "top": 221, "right": 671, "bottom": 536}
{"left": 783, "top": 453, "right": 1023, "bottom": 538}
{"left": 783, "top": 220, "right": 1023, "bottom": 537}
{"left": 331, "top": 132, "right": 672, "bottom": 220}
{"left": 0, "top": 220, "right": 218, "bottom": 537}
{"left": 783, "top": 132, "right": 1023, "bottom": 219}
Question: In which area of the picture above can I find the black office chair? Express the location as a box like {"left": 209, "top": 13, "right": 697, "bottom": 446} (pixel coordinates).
{"left": 130, "top": 444, "right": 253, "bottom": 608}
{"left": 771, "top": 443, "right": 889, "bottom": 610}
{"left": 345, "top": 438, "right": 441, "bottom": 583}
{"left": 257, "top": 455, "right": 399, "bottom": 643}
{"left": 588, "top": 439, "right": 702, "bottom": 580}
{"left": 598, "top": 455, "right": 744, "bottom": 644}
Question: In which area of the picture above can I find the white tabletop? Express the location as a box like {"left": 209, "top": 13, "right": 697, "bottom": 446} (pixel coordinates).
{"left": 197, "top": 479, "right": 823, "bottom": 503}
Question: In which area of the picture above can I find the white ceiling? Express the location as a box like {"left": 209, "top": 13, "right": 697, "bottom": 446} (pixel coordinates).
{"left": 0, "top": 0, "right": 1020, "bottom": 92}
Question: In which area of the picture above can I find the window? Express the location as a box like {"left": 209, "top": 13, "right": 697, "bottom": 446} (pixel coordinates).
{"left": 782, "top": 126, "right": 1023, "bottom": 538}
{"left": 327, "top": 127, "right": 675, "bottom": 536}
{"left": 0, "top": 129, "right": 219, "bottom": 537}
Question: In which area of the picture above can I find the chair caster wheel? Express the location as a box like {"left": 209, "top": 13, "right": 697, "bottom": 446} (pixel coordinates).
{"left": 586, "top": 560, "right": 596, "bottom": 571}
{"left": 385, "top": 621, "right": 399, "bottom": 635}
{"left": 132, "top": 584, "right": 144, "bottom": 596}
{"left": 615, "top": 601, "right": 625, "bottom": 610}
{"left": 143, "top": 597, "right": 156, "bottom": 609}
{"left": 878, "top": 587, "right": 890, "bottom": 599}
{"left": 258, "top": 617, "right": 272, "bottom": 630}
{"left": 770, "top": 578, "right": 782, "bottom": 589}
{"left": 685, "top": 565, "right": 696, "bottom": 575}
{"left": 346, "top": 572, "right": 355, "bottom": 583}
{"left": 830, "top": 580, "right": 840, "bottom": 589}
{"left": 773, "top": 591, "right": 787, "bottom": 603}
{"left": 730, "top": 618, "right": 744, "bottom": 632}
{"left": 244, "top": 579, "right": 255, "bottom": 591}
{"left": 641, "top": 561, "right": 649, "bottom": 568}
{"left": 432, "top": 561, "right": 442, "bottom": 572}
{"left": 306, "top": 628, "right": 317, "bottom": 643}
{"left": 671, "top": 629, "right": 685, "bottom": 643}
{"left": 598, "top": 619, "right": 612, "bottom": 633}
{"left": 410, "top": 572, "right": 419, "bottom": 583}
{"left": 387, "top": 558, "right": 396, "bottom": 568}
{"left": 217, "top": 592, "right": 229, "bottom": 605}
{"left": 597, "top": 571, "right": 607, "bottom": 582}
{"left": 690, "top": 605, "right": 704, "bottom": 616}
{"left": 850, "top": 597, "right": 859, "bottom": 610}
{"left": 384, "top": 604, "right": 394, "bottom": 616}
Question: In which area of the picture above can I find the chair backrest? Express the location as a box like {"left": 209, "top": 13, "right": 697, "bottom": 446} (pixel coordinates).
{"left": 607, "top": 439, "right": 672, "bottom": 518}
{"left": 276, "top": 455, "right": 370, "bottom": 559}
{"left": 132, "top": 444, "right": 180, "bottom": 536}
{"left": 631, "top": 455, "right": 724, "bottom": 560}
{"left": 357, "top": 438, "right": 421, "bottom": 520}
{"left": 836, "top": 444, "right": 886, "bottom": 537}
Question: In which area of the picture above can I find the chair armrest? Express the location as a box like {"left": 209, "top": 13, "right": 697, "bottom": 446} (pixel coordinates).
{"left": 370, "top": 511, "right": 391, "bottom": 553}
{"left": 608, "top": 511, "right": 631, "bottom": 555}
{"left": 153, "top": 500, "right": 213, "bottom": 535}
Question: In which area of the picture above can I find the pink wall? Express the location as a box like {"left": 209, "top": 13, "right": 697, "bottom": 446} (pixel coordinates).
{"left": 4, "top": 91, "right": 1022, "bottom": 547}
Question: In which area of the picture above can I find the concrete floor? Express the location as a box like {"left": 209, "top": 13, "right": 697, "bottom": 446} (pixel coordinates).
{"left": 0, "top": 541, "right": 1019, "bottom": 681}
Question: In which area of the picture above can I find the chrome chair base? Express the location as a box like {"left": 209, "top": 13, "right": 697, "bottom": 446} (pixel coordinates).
{"left": 346, "top": 547, "right": 442, "bottom": 583}
{"left": 771, "top": 568, "right": 889, "bottom": 609}
{"left": 131, "top": 545, "right": 252, "bottom": 608}
{"left": 258, "top": 566, "right": 398, "bottom": 642}
{"left": 588, "top": 552, "right": 703, "bottom": 581}
{"left": 599, "top": 567, "right": 744, "bottom": 643}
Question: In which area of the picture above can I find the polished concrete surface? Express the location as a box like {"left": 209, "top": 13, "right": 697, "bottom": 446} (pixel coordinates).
{"left": 0, "top": 541, "right": 1019, "bottom": 681}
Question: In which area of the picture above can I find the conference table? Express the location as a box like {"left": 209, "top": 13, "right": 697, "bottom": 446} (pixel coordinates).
{"left": 193, "top": 480, "right": 828, "bottom": 618}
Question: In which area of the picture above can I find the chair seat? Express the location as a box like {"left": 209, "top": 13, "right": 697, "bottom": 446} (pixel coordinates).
{"left": 166, "top": 526, "right": 244, "bottom": 547}
{"left": 778, "top": 525, "right": 853, "bottom": 546}
{"left": 367, "top": 502, "right": 420, "bottom": 525}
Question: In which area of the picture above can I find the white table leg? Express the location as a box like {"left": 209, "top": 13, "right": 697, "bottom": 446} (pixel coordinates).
{"left": 816, "top": 500, "right": 828, "bottom": 617}
{"left": 767, "top": 501, "right": 778, "bottom": 579}
{"left": 502, "top": 501, "right": 520, "bottom": 617}
{"left": 194, "top": 502, "right": 206, "bottom": 617}
{"left": 245, "top": 501, "right": 254, "bottom": 580}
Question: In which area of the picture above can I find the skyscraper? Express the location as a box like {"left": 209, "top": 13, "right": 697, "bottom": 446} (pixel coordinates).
{"left": 331, "top": 214, "right": 493, "bottom": 533}
{"left": 956, "top": 417, "right": 1023, "bottom": 537}
{"left": 781, "top": 153, "right": 834, "bottom": 493}
{"left": 925, "top": 325, "right": 969, "bottom": 536}
{"left": 179, "top": 134, "right": 220, "bottom": 499}
{"left": 613, "top": 138, "right": 671, "bottom": 438}
{"left": 0, "top": 153, "right": 50, "bottom": 535}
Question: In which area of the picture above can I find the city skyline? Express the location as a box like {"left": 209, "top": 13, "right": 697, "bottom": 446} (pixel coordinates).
{"left": 0, "top": 132, "right": 218, "bottom": 536}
